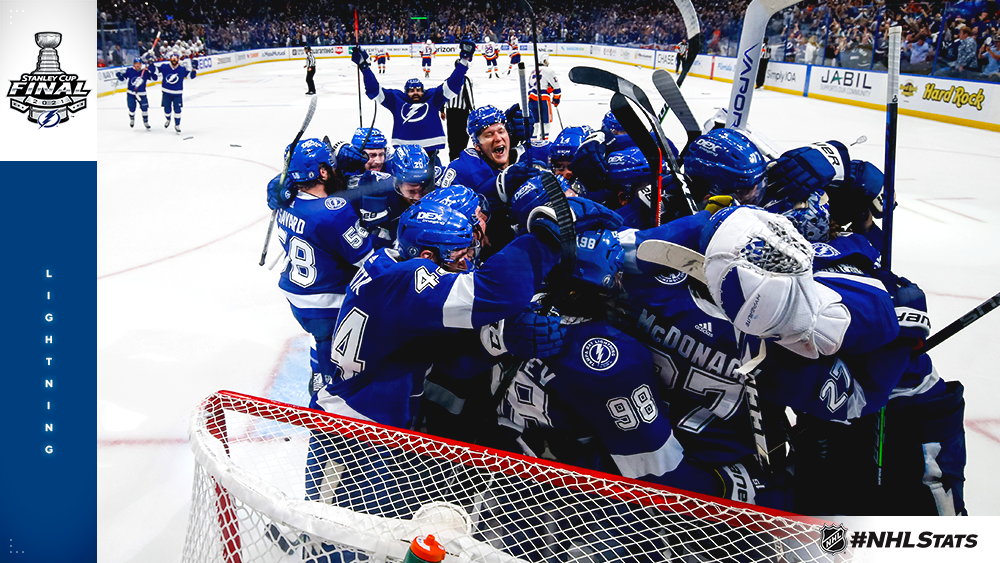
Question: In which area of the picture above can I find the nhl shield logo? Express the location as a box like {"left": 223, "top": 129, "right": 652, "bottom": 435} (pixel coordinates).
{"left": 820, "top": 524, "right": 847, "bottom": 554}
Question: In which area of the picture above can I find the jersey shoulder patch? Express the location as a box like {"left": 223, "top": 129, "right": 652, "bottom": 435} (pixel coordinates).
{"left": 325, "top": 196, "right": 348, "bottom": 211}
{"left": 581, "top": 337, "right": 619, "bottom": 371}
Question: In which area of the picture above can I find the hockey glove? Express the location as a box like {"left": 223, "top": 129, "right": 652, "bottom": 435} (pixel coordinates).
{"left": 504, "top": 103, "right": 529, "bottom": 147}
{"left": 871, "top": 269, "right": 931, "bottom": 342}
{"left": 527, "top": 197, "right": 622, "bottom": 247}
{"left": 570, "top": 132, "right": 614, "bottom": 194}
{"left": 496, "top": 161, "right": 540, "bottom": 204}
{"left": 828, "top": 160, "right": 886, "bottom": 225}
{"left": 266, "top": 173, "right": 297, "bottom": 210}
{"left": 116, "top": 71, "right": 126, "bottom": 81}
{"left": 715, "top": 462, "right": 793, "bottom": 511}
{"left": 480, "top": 304, "right": 568, "bottom": 359}
{"left": 766, "top": 142, "right": 851, "bottom": 205}
{"left": 191, "top": 58, "right": 199, "bottom": 69}
{"left": 331, "top": 141, "right": 370, "bottom": 175}
{"left": 459, "top": 40, "right": 476, "bottom": 63}
{"left": 351, "top": 46, "right": 371, "bottom": 70}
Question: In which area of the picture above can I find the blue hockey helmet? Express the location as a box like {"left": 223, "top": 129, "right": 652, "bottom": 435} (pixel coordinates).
{"left": 467, "top": 105, "right": 507, "bottom": 144}
{"left": 387, "top": 144, "right": 431, "bottom": 184}
{"left": 285, "top": 138, "right": 333, "bottom": 184}
{"left": 351, "top": 127, "right": 387, "bottom": 150}
{"left": 509, "top": 174, "right": 571, "bottom": 229}
{"left": 404, "top": 78, "right": 424, "bottom": 92}
{"left": 573, "top": 228, "right": 625, "bottom": 289}
{"left": 782, "top": 190, "right": 831, "bottom": 243}
{"left": 422, "top": 184, "right": 490, "bottom": 225}
{"left": 607, "top": 146, "right": 654, "bottom": 188}
{"left": 133, "top": 57, "right": 143, "bottom": 65}
{"left": 601, "top": 110, "right": 624, "bottom": 134}
{"left": 684, "top": 128, "right": 766, "bottom": 204}
{"left": 396, "top": 200, "right": 479, "bottom": 271}
{"left": 550, "top": 125, "right": 594, "bottom": 163}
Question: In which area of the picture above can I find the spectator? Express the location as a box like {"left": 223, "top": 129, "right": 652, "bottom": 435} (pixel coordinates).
{"left": 981, "top": 33, "right": 1000, "bottom": 81}
{"left": 111, "top": 44, "right": 124, "bottom": 67}
{"left": 936, "top": 24, "right": 979, "bottom": 78}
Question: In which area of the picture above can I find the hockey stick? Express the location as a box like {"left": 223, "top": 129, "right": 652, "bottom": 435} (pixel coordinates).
{"left": 725, "top": 0, "right": 803, "bottom": 129}
{"left": 635, "top": 239, "right": 707, "bottom": 284}
{"left": 516, "top": 0, "right": 546, "bottom": 141}
{"left": 355, "top": 10, "right": 363, "bottom": 127}
{"left": 875, "top": 25, "right": 902, "bottom": 488}
{"left": 882, "top": 26, "right": 901, "bottom": 271}
{"left": 517, "top": 62, "right": 533, "bottom": 164}
{"left": 913, "top": 290, "right": 1000, "bottom": 359}
{"left": 610, "top": 93, "right": 664, "bottom": 226}
{"left": 651, "top": 69, "right": 701, "bottom": 154}
{"left": 258, "top": 96, "right": 318, "bottom": 266}
{"left": 567, "top": 67, "right": 689, "bottom": 198}
{"left": 554, "top": 104, "right": 564, "bottom": 130}
{"left": 656, "top": 0, "right": 701, "bottom": 123}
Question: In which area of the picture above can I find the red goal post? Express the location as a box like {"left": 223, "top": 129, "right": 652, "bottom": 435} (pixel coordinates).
{"left": 183, "top": 390, "right": 852, "bottom": 563}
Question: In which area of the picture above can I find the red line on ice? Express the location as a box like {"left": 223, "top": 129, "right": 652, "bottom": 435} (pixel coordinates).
{"left": 966, "top": 418, "right": 1000, "bottom": 445}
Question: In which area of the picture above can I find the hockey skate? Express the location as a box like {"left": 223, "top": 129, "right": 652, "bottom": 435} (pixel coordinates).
{"left": 143, "top": 120, "right": 151, "bottom": 130}
{"left": 130, "top": 116, "right": 135, "bottom": 128}
{"left": 165, "top": 117, "right": 170, "bottom": 128}
{"left": 175, "top": 124, "right": 181, "bottom": 133}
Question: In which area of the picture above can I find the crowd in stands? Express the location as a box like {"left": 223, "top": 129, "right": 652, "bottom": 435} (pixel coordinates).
{"left": 97, "top": 0, "right": 999, "bottom": 81}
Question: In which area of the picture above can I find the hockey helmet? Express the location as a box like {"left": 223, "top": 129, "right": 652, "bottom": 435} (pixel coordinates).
{"left": 387, "top": 144, "right": 431, "bottom": 185}
{"left": 466, "top": 105, "right": 507, "bottom": 144}
{"left": 509, "top": 174, "right": 571, "bottom": 229}
{"left": 351, "top": 127, "right": 388, "bottom": 150}
{"left": 573, "top": 228, "right": 625, "bottom": 289}
{"left": 397, "top": 201, "right": 478, "bottom": 270}
{"left": 684, "top": 128, "right": 766, "bottom": 205}
{"left": 286, "top": 138, "right": 333, "bottom": 184}
{"left": 422, "top": 184, "right": 490, "bottom": 225}
{"left": 405, "top": 78, "right": 424, "bottom": 92}
{"left": 550, "top": 125, "right": 594, "bottom": 164}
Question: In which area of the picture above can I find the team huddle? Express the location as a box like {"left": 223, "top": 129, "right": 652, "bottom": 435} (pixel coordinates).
{"left": 264, "top": 43, "right": 967, "bottom": 519}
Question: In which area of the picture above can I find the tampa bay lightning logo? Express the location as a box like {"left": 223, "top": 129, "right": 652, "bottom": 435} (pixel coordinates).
{"left": 581, "top": 338, "right": 619, "bottom": 371}
{"left": 812, "top": 243, "right": 840, "bottom": 258}
{"left": 401, "top": 103, "right": 429, "bottom": 124}
{"left": 37, "top": 110, "right": 61, "bottom": 128}
{"left": 166, "top": 74, "right": 180, "bottom": 85}
{"left": 325, "top": 197, "right": 347, "bottom": 210}
{"left": 654, "top": 271, "right": 688, "bottom": 285}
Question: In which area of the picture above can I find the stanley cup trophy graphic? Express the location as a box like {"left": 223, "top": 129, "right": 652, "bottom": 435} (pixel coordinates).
{"left": 7, "top": 31, "right": 90, "bottom": 125}
{"left": 35, "top": 32, "right": 64, "bottom": 75}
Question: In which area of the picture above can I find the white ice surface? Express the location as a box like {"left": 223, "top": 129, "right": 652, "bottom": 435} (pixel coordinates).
{"left": 96, "top": 54, "right": 1000, "bottom": 563}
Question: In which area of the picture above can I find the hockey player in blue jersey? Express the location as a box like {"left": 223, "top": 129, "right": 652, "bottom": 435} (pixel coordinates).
{"left": 116, "top": 57, "right": 157, "bottom": 129}
{"left": 350, "top": 127, "right": 388, "bottom": 173}
{"left": 311, "top": 194, "right": 622, "bottom": 429}
{"left": 548, "top": 125, "right": 591, "bottom": 186}
{"left": 351, "top": 40, "right": 476, "bottom": 153}
{"left": 266, "top": 138, "right": 373, "bottom": 395}
{"left": 153, "top": 51, "right": 196, "bottom": 133}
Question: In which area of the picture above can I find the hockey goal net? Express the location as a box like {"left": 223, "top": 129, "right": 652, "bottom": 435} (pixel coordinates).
{"left": 183, "top": 390, "right": 851, "bottom": 563}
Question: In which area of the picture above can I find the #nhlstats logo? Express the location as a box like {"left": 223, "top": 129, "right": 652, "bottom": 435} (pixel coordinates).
{"left": 7, "top": 32, "right": 90, "bottom": 126}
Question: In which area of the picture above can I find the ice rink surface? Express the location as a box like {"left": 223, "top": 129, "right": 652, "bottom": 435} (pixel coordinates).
{"left": 96, "top": 54, "right": 1000, "bottom": 562}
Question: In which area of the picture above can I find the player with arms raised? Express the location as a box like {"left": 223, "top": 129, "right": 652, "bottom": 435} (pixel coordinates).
{"left": 152, "top": 51, "right": 196, "bottom": 133}
{"left": 116, "top": 57, "right": 157, "bottom": 129}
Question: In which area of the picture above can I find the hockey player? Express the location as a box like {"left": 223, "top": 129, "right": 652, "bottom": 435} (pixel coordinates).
{"left": 375, "top": 46, "right": 389, "bottom": 74}
{"left": 350, "top": 127, "right": 388, "bottom": 173}
{"left": 387, "top": 144, "right": 435, "bottom": 205}
{"left": 506, "top": 36, "right": 521, "bottom": 75}
{"left": 421, "top": 39, "right": 436, "bottom": 79}
{"left": 115, "top": 57, "right": 157, "bottom": 129}
{"left": 483, "top": 41, "right": 500, "bottom": 79}
{"left": 548, "top": 125, "right": 592, "bottom": 184}
{"left": 310, "top": 195, "right": 622, "bottom": 429}
{"left": 351, "top": 40, "right": 475, "bottom": 153}
{"left": 265, "top": 138, "right": 373, "bottom": 395}
{"left": 439, "top": 105, "right": 535, "bottom": 256}
{"left": 152, "top": 51, "right": 197, "bottom": 133}
{"left": 527, "top": 54, "right": 561, "bottom": 140}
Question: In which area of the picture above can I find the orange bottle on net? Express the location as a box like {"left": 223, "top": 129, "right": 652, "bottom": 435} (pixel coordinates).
{"left": 403, "top": 535, "right": 446, "bottom": 563}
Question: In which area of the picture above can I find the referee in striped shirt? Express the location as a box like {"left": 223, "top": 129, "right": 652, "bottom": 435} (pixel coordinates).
{"left": 441, "top": 59, "right": 475, "bottom": 161}
{"left": 304, "top": 45, "right": 316, "bottom": 95}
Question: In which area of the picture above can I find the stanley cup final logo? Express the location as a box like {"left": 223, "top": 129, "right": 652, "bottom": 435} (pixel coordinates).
{"left": 7, "top": 32, "right": 90, "bottom": 126}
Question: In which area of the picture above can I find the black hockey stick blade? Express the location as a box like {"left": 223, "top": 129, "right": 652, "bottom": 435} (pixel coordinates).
{"left": 652, "top": 69, "right": 701, "bottom": 152}
{"left": 635, "top": 239, "right": 707, "bottom": 284}
{"left": 677, "top": 33, "right": 702, "bottom": 87}
{"left": 259, "top": 96, "right": 318, "bottom": 266}
{"left": 568, "top": 66, "right": 656, "bottom": 116}
{"left": 913, "top": 289, "right": 1000, "bottom": 359}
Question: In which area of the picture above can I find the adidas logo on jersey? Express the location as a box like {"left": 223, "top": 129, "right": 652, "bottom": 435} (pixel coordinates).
{"left": 694, "top": 322, "right": 713, "bottom": 337}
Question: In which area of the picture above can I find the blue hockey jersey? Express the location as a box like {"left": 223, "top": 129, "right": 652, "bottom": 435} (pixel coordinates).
{"left": 342, "top": 170, "right": 407, "bottom": 249}
{"left": 362, "top": 62, "right": 468, "bottom": 150}
{"left": 156, "top": 61, "right": 195, "bottom": 95}
{"left": 116, "top": 66, "right": 157, "bottom": 94}
{"left": 312, "top": 233, "right": 561, "bottom": 428}
{"left": 276, "top": 192, "right": 373, "bottom": 320}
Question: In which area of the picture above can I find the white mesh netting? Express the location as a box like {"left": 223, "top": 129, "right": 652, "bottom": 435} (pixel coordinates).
{"left": 183, "top": 391, "right": 852, "bottom": 563}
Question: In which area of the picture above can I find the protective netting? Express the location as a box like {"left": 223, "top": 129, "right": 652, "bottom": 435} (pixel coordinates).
{"left": 183, "top": 391, "right": 852, "bottom": 563}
